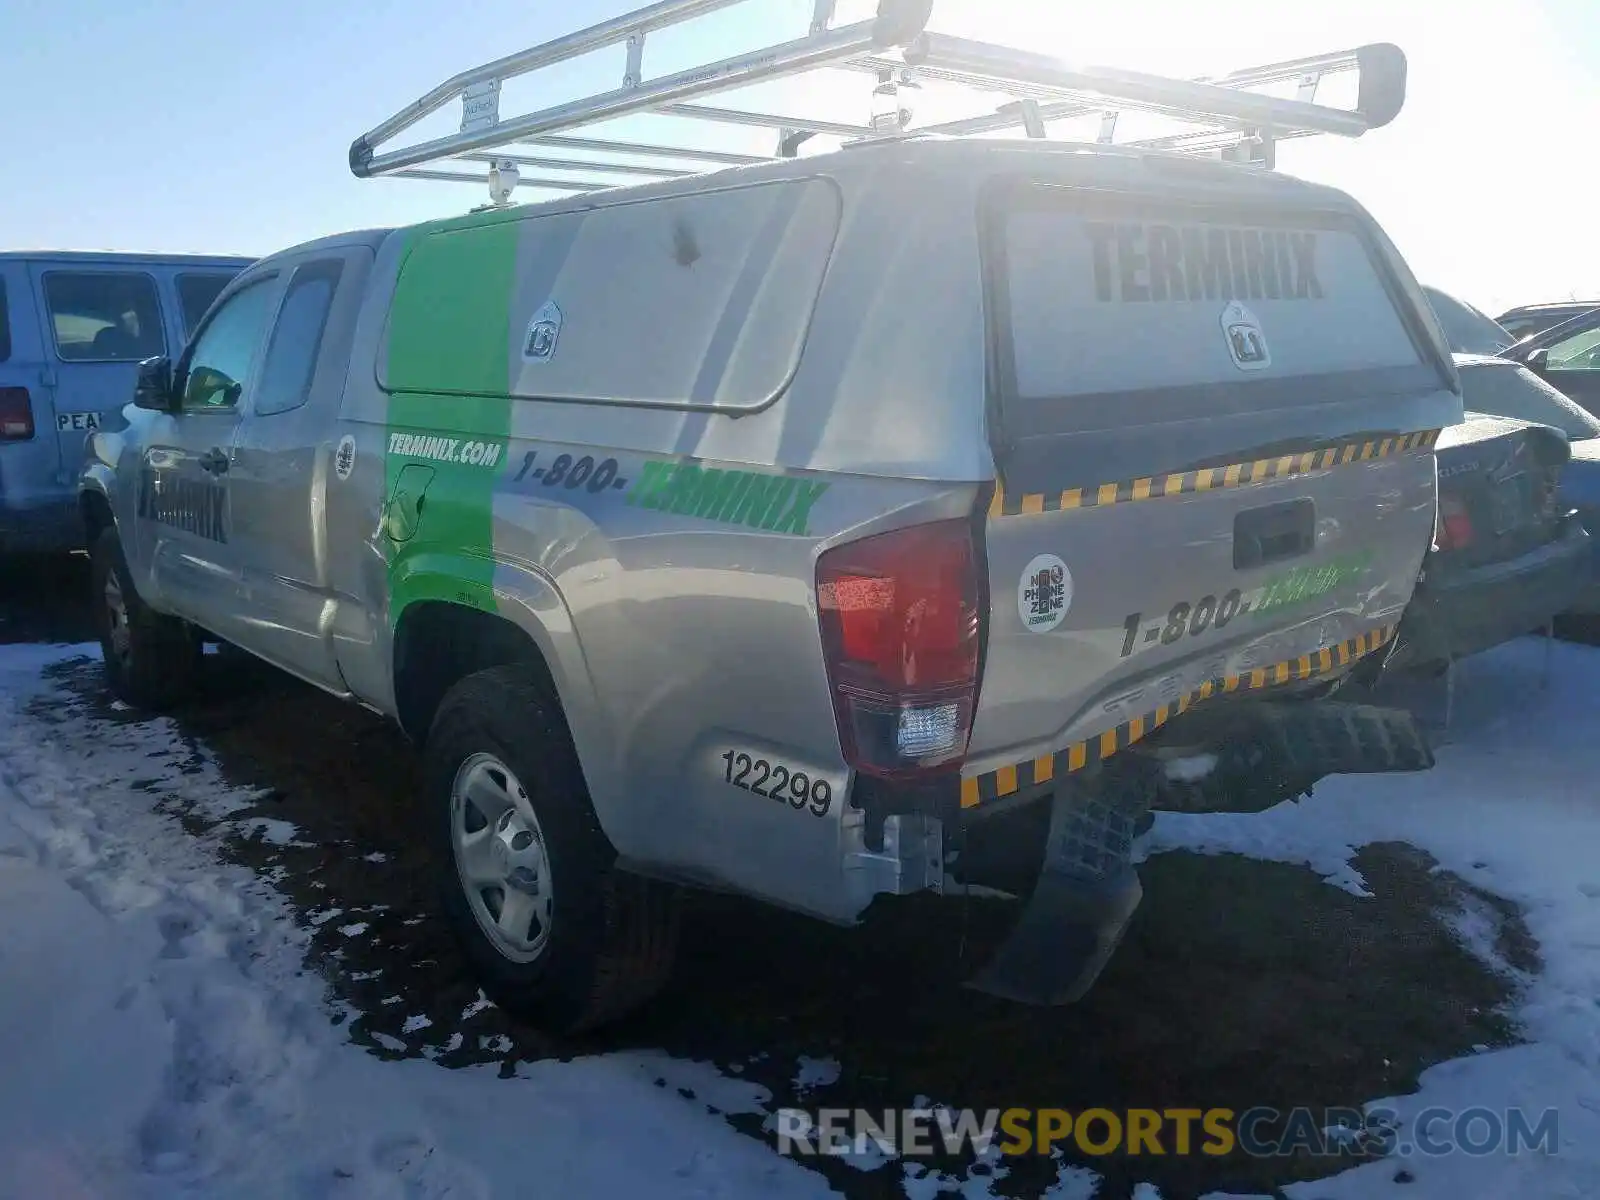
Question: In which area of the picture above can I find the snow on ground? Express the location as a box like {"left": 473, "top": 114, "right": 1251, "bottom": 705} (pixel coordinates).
{"left": 0, "top": 644, "right": 836, "bottom": 1200}
{"left": 0, "top": 635, "right": 1597, "bottom": 1199}
{"left": 1141, "top": 637, "right": 1600, "bottom": 1199}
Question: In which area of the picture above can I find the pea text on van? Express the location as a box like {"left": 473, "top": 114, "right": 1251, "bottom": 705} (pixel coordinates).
{"left": 1086, "top": 223, "right": 1324, "bottom": 304}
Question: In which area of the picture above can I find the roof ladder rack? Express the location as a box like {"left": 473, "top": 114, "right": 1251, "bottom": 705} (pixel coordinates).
{"left": 350, "top": 0, "right": 1407, "bottom": 205}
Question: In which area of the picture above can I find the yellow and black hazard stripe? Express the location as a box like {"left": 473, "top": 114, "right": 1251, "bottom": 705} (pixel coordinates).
{"left": 958, "top": 623, "right": 1397, "bottom": 810}
{"left": 988, "top": 430, "right": 1443, "bottom": 519}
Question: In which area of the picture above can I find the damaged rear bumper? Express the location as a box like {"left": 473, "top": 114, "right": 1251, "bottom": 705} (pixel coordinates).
{"left": 1128, "top": 697, "right": 1435, "bottom": 814}
{"left": 964, "top": 783, "right": 1145, "bottom": 1005}
{"left": 854, "top": 693, "right": 1435, "bottom": 1007}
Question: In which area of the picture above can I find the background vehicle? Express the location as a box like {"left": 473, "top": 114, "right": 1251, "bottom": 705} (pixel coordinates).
{"left": 1386, "top": 371, "right": 1590, "bottom": 674}
{"left": 1424, "top": 287, "right": 1600, "bottom": 616}
{"left": 1497, "top": 300, "right": 1600, "bottom": 342}
{"left": 0, "top": 251, "right": 251, "bottom": 554}
{"left": 1421, "top": 284, "right": 1514, "bottom": 357}
{"left": 1503, "top": 305, "right": 1600, "bottom": 418}
{"left": 79, "top": 0, "right": 1458, "bottom": 1030}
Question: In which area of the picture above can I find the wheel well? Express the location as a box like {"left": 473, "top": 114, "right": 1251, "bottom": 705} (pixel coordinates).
{"left": 392, "top": 601, "right": 558, "bottom": 743}
{"left": 80, "top": 490, "right": 114, "bottom": 546}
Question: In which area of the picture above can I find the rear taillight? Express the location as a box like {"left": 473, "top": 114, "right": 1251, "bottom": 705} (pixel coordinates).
{"left": 0, "top": 387, "right": 33, "bottom": 441}
{"left": 1436, "top": 492, "right": 1475, "bottom": 551}
{"left": 816, "top": 518, "right": 985, "bottom": 779}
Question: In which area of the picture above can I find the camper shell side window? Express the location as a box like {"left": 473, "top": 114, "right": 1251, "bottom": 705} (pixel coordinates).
{"left": 380, "top": 178, "right": 842, "bottom": 413}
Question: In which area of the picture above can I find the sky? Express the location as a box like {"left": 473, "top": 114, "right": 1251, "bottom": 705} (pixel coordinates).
{"left": 4, "top": 0, "right": 1597, "bottom": 317}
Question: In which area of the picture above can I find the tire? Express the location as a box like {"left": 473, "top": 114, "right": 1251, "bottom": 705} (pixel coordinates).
{"left": 89, "top": 526, "right": 201, "bottom": 710}
{"left": 424, "top": 664, "right": 680, "bottom": 1033}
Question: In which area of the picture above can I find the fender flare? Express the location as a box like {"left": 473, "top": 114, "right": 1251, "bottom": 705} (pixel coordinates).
{"left": 387, "top": 552, "right": 626, "bottom": 847}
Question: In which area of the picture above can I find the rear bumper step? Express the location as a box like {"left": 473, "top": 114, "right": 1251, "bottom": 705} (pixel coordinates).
{"left": 965, "top": 781, "right": 1145, "bottom": 1005}
{"left": 1139, "top": 698, "right": 1435, "bottom": 814}
{"left": 961, "top": 696, "right": 1433, "bottom": 1006}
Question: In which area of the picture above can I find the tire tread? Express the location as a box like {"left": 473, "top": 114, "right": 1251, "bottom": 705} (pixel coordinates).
{"left": 90, "top": 526, "right": 200, "bottom": 710}
{"left": 425, "top": 665, "right": 679, "bottom": 1033}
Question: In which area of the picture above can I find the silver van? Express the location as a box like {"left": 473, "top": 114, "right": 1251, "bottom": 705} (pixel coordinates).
{"left": 0, "top": 251, "right": 251, "bottom": 553}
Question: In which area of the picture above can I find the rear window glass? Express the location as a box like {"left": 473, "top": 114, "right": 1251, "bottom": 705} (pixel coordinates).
{"left": 177, "top": 272, "right": 239, "bottom": 338}
{"left": 43, "top": 271, "right": 165, "bottom": 362}
{"left": 0, "top": 278, "right": 10, "bottom": 362}
{"left": 997, "top": 193, "right": 1425, "bottom": 402}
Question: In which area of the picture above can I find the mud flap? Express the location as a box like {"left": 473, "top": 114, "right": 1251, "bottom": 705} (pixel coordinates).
{"left": 964, "top": 781, "right": 1146, "bottom": 1006}
{"left": 1149, "top": 700, "right": 1434, "bottom": 814}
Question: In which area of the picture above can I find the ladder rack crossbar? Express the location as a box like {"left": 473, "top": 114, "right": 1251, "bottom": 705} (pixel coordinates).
{"left": 350, "top": 0, "right": 1406, "bottom": 202}
{"left": 395, "top": 168, "right": 611, "bottom": 192}
{"left": 662, "top": 102, "right": 871, "bottom": 138}
{"left": 519, "top": 134, "right": 769, "bottom": 166}
{"left": 453, "top": 151, "right": 693, "bottom": 179}
{"left": 901, "top": 33, "right": 1372, "bottom": 138}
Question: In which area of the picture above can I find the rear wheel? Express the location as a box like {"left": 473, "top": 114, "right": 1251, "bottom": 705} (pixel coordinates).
{"left": 89, "top": 526, "right": 201, "bottom": 710}
{"left": 424, "top": 665, "right": 680, "bottom": 1033}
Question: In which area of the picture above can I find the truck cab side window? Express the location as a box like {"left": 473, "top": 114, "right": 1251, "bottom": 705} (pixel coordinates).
{"left": 181, "top": 277, "right": 277, "bottom": 412}
{"left": 254, "top": 261, "right": 343, "bottom": 417}
{"left": 177, "top": 272, "right": 241, "bottom": 338}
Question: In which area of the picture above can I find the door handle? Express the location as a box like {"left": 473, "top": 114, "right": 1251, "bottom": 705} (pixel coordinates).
{"left": 1233, "top": 497, "right": 1314, "bottom": 569}
{"left": 198, "top": 448, "right": 229, "bottom": 475}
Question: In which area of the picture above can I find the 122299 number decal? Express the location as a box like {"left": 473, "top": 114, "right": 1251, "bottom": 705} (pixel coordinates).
{"left": 721, "top": 750, "right": 833, "bottom": 817}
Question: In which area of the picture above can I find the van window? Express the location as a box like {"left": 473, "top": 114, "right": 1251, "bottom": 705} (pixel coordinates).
{"left": 43, "top": 271, "right": 166, "bottom": 362}
{"left": 255, "top": 261, "right": 342, "bottom": 416}
{"left": 382, "top": 178, "right": 841, "bottom": 411}
{"left": 177, "top": 272, "right": 239, "bottom": 338}
{"left": 0, "top": 278, "right": 10, "bottom": 362}
{"left": 994, "top": 190, "right": 1426, "bottom": 408}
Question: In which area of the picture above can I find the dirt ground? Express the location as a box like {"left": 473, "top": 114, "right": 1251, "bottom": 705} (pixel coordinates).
{"left": 0, "top": 554, "right": 1544, "bottom": 1199}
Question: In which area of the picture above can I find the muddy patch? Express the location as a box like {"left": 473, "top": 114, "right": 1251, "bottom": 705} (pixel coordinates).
{"left": 21, "top": 642, "right": 1534, "bottom": 1199}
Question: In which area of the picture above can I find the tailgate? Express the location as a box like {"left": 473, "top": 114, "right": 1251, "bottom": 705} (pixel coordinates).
{"left": 964, "top": 181, "right": 1461, "bottom": 791}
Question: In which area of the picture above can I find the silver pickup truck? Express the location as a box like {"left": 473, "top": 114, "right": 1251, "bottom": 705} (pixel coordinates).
{"left": 79, "top": 3, "right": 1462, "bottom": 1031}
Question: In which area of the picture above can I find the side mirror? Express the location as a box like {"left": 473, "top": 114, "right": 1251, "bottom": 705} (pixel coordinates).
{"left": 1525, "top": 347, "right": 1551, "bottom": 375}
{"left": 133, "top": 356, "right": 176, "bottom": 411}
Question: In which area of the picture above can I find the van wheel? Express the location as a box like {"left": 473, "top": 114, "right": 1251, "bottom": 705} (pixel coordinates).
{"left": 89, "top": 526, "right": 201, "bottom": 710}
{"left": 424, "top": 665, "right": 680, "bottom": 1033}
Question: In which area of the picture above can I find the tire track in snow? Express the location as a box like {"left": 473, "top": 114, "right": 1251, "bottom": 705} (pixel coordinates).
{"left": 0, "top": 651, "right": 823, "bottom": 1200}
{"left": 0, "top": 656, "right": 337, "bottom": 1191}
